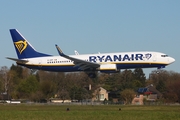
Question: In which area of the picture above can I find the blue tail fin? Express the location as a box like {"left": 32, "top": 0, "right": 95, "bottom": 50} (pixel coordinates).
{"left": 10, "top": 29, "right": 51, "bottom": 59}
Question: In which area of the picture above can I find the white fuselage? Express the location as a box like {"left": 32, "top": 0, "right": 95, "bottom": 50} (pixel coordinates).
{"left": 18, "top": 51, "right": 175, "bottom": 72}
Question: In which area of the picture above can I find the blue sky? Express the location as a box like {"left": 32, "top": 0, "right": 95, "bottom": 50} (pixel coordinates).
{"left": 0, "top": 1, "right": 179, "bottom": 77}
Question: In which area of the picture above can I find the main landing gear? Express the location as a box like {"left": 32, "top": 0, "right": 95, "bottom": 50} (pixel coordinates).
{"left": 156, "top": 66, "right": 165, "bottom": 74}
{"left": 30, "top": 69, "right": 37, "bottom": 74}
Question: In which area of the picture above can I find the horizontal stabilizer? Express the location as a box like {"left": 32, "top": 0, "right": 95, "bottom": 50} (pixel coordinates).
{"left": 6, "top": 57, "right": 28, "bottom": 63}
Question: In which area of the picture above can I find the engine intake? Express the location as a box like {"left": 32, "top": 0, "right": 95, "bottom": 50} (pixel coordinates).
{"left": 99, "top": 64, "right": 119, "bottom": 73}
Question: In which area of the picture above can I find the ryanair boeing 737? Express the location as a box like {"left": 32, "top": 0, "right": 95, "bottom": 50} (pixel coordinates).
{"left": 7, "top": 29, "right": 175, "bottom": 78}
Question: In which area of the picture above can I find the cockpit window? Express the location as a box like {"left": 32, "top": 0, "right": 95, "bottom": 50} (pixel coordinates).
{"left": 161, "top": 55, "right": 168, "bottom": 57}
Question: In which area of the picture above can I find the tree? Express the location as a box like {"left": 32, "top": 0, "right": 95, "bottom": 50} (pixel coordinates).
{"left": 17, "top": 75, "right": 39, "bottom": 99}
{"left": 164, "top": 92, "right": 178, "bottom": 103}
{"left": 120, "top": 70, "right": 134, "bottom": 90}
{"left": 57, "top": 89, "right": 70, "bottom": 102}
{"left": 166, "top": 80, "right": 180, "bottom": 103}
{"left": 156, "top": 80, "right": 166, "bottom": 93}
{"left": 133, "top": 68, "right": 146, "bottom": 87}
{"left": 0, "top": 78, "right": 3, "bottom": 93}
{"left": 149, "top": 70, "right": 170, "bottom": 87}
{"left": 0, "top": 66, "right": 10, "bottom": 94}
{"left": 148, "top": 70, "right": 180, "bottom": 103}
{"left": 10, "top": 64, "right": 23, "bottom": 79}
{"left": 69, "top": 86, "right": 90, "bottom": 101}
{"left": 120, "top": 89, "right": 135, "bottom": 105}
{"left": 132, "top": 80, "right": 143, "bottom": 89}
{"left": 40, "top": 80, "right": 56, "bottom": 98}
{"left": 0, "top": 66, "right": 16, "bottom": 100}
{"left": 30, "top": 91, "right": 45, "bottom": 102}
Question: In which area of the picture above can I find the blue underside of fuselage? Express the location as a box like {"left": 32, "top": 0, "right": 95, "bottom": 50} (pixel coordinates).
{"left": 18, "top": 63, "right": 166, "bottom": 72}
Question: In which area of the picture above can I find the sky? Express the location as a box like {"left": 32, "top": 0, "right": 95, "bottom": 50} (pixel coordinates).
{"left": 0, "top": 1, "right": 179, "bottom": 77}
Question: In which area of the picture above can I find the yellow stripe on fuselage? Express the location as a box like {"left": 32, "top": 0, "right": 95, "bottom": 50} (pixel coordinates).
{"left": 17, "top": 61, "right": 168, "bottom": 67}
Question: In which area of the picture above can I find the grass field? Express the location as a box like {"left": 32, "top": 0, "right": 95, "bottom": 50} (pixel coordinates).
{"left": 0, "top": 104, "right": 180, "bottom": 120}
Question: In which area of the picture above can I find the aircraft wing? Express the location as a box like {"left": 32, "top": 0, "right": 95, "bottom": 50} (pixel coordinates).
{"left": 55, "top": 45, "right": 100, "bottom": 70}
{"left": 6, "top": 57, "right": 29, "bottom": 63}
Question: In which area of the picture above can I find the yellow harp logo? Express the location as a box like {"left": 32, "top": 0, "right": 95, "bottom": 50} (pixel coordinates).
{"left": 14, "top": 40, "right": 28, "bottom": 54}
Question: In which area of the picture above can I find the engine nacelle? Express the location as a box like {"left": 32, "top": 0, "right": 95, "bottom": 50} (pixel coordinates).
{"left": 99, "top": 64, "right": 119, "bottom": 73}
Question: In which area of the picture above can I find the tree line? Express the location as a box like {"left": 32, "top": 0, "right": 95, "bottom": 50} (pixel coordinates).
{"left": 0, "top": 64, "right": 180, "bottom": 103}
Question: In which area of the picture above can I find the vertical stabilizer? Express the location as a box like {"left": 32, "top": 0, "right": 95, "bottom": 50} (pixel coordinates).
{"left": 10, "top": 29, "right": 51, "bottom": 59}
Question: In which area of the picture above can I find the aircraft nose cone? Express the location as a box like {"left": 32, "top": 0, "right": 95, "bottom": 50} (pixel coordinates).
{"left": 169, "top": 57, "right": 175, "bottom": 64}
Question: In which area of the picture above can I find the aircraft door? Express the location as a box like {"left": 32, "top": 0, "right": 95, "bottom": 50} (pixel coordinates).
{"left": 38, "top": 59, "right": 42, "bottom": 68}
{"left": 153, "top": 53, "right": 156, "bottom": 61}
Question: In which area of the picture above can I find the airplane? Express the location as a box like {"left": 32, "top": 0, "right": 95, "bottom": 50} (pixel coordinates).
{"left": 7, "top": 29, "right": 175, "bottom": 78}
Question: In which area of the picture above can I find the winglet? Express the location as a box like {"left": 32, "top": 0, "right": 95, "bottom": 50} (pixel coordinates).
{"left": 55, "top": 44, "right": 65, "bottom": 56}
